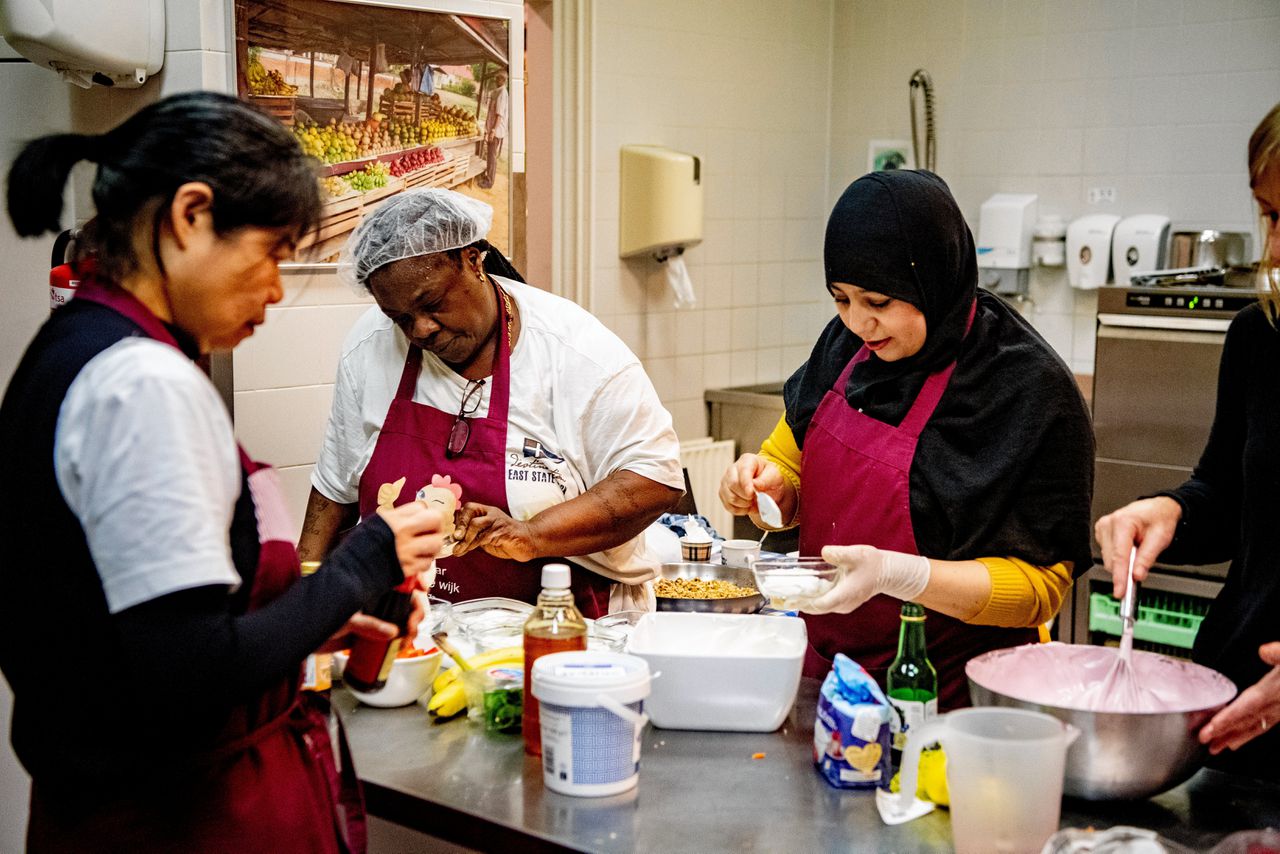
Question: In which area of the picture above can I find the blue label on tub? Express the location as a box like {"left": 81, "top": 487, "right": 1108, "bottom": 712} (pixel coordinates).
{"left": 542, "top": 701, "right": 643, "bottom": 785}
{"left": 552, "top": 663, "right": 628, "bottom": 680}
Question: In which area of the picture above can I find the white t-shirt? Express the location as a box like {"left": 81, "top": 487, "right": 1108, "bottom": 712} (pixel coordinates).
{"left": 54, "top": 338, "right": 242, "bottom": 614}
{"left": 312, "top": 276, "right": 683, "bottom": 584}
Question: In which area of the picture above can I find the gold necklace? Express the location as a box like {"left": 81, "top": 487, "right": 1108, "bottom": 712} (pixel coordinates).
{"left": 498, "top": 285, "right": 514, "bottom": 350}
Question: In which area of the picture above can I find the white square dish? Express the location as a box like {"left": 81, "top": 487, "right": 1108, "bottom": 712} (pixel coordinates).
{"left": 625, "top": 612, "right": 807, "bottom": 731}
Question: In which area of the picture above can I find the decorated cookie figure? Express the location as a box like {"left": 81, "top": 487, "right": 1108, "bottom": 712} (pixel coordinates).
{"left": 417, "top": 475, "right": 464, "bottom": 557}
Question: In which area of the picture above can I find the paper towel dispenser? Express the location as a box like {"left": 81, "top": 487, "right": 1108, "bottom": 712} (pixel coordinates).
{"left": 0, "top": 0, "right": 164, "bottom": 88}
{"left": 619, "top": 145, "right": 703, "bottom": 259}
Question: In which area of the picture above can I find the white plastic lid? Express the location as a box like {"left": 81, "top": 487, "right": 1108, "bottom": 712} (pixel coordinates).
{"left": 542, "top": 563, "right": 572, "bottom": 590}
{"left": 531, "top": 651, "right": 651, "bottom": 707}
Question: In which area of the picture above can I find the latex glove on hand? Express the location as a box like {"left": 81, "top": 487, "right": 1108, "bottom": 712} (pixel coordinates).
{"left": 804, "top": 545, "right": 932, "bottom": 615}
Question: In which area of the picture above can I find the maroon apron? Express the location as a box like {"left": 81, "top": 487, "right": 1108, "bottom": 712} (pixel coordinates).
{"left": 799, "top": 303, "right": 1036, "bottom": 710}
{"left": 28, "top": 279, "right": 365, "bottom": 854}
{"left": 358, "top": 283, "right": 611, "bottom": 618}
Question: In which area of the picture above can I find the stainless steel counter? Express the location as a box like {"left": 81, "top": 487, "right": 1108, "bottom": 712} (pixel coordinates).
{"left": 333, "top": 681, "right": 1280, "bottom": 853}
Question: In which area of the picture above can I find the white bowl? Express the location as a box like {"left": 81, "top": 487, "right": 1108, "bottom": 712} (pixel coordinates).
{"left": 624, "top": 612, "right": 806, "bottom": 731}
{"left": 333, "top": 648, "right": 442, "bottom": 708}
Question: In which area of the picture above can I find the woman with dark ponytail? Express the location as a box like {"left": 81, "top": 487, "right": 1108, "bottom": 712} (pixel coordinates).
{"left": 0, "top": 92, "right": 443, "bottom": 852}
{"left": 299, "top": 188, "right": 685, "bottom": 617}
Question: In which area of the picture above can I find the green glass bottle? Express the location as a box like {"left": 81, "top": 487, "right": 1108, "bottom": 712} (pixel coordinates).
{"left": 886, "top": 602, "right": 938, "bottom": 762}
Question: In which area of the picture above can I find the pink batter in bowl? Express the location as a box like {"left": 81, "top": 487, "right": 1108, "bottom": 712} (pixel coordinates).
{"left": 966, "top": 643, "right": 1238, "bottom": 800}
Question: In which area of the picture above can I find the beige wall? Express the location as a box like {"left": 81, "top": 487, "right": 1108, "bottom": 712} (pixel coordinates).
{"left": 233, "top": 270, "right": 373, "bottom": 524}
{"left": 829, "top": 0, "right": 1280, "bottom": 374}
{"left": 588, "top": 0, "right": 840, "bottom": 442}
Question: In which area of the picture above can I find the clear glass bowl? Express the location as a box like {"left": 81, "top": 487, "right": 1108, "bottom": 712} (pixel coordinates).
{"left": 424, "top": 595, "right": 455, "bottom": 635}
{"left": 594, "top": 611, "right": 646, "bottom": 649}
{"left": 751, "top": 557, "right": 841, "bottom": 611}
{"left": 450, "top": 598, "right": 534, "bottom": 646}
{"left": 466, "top": 618, "right": 627, "bottom": 654}
{"left": 467, "top": 620, "right": 526, "bottom": 654}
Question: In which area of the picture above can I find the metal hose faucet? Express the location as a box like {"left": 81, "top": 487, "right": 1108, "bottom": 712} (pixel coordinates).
{"left": 909, "top": 69, "right": 936, "bottom": 172}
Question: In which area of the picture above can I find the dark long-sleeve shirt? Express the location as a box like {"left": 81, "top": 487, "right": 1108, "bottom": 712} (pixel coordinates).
{"left": 1160, "top": 302, "right": 1280, "bottom": 779}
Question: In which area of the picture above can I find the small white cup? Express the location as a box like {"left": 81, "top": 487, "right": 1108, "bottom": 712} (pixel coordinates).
{"left": 721, "top": 538, "right": 762, "bottom": 567}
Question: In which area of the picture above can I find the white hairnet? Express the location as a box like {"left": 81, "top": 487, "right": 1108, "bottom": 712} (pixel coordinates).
{"left": 339, "top": 188, "right": 493, "bottom": 288}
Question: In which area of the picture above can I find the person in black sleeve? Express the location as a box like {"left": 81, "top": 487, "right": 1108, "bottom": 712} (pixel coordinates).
{"left": 0, "top": 92, "right": 443, "bottom": 852}
{"left": 1096, "top": 101, "right": 1280, "bottom": 782}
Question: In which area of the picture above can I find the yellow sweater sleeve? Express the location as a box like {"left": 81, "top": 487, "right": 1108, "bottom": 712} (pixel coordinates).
{"left": 972, "top": 558, "right": 1073, "bottom": 628}
{"left": 758, "top": 414, "right": 1071, "bottom": 627}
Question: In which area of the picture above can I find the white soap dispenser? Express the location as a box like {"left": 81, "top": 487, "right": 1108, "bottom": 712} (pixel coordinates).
{"left": 1067, "top": 214, "right": 1122, "bottom": 290}
{"left": 1112, "top": 215, "right": 1171, "bottom": 286}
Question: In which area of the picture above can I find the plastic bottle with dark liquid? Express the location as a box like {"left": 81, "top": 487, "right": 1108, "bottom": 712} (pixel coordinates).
{"left": 343, "top": 577, "right": 416, "bottom": 693}
{"left": 522, "top": 564, "right": 587, "bottom": 756}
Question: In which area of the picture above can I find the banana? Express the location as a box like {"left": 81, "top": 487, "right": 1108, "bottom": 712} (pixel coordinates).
{"left": 428, "top": 682, "right": 468, "bottom": 718}
{"left": 431, "top": 646, "right": 524, "bottom": 693}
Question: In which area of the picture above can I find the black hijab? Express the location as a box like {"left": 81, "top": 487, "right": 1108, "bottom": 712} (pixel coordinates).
{"left": 818, "top": 170, "right": 977, "bottom": 424}
{"left": 783, "top": 170, "right": 1095, "bottom": 571}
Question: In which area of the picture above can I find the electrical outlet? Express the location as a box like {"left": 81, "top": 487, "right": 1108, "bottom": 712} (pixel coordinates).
{"left": 1087, "top": 186, "right": 1117, "bottom": 204}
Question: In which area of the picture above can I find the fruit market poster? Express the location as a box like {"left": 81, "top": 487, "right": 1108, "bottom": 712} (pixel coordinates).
{"left": 234, "top": 0, "right": 512, "bottom": 261}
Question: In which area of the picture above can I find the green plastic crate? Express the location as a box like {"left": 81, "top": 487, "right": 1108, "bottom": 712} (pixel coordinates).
{"left": 1088, "top": 592, "right": 1208, "bottom": 650}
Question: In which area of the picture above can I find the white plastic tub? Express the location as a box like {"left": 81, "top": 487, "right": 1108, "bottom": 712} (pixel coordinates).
{"left": 531, "top": 651, "right": 651, "bottom": 797}
{"left": 624, "top": 612, "right": 806, "bottom": 732}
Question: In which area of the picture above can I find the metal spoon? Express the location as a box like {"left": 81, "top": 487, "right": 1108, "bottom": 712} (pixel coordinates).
{"left": 756, "top": 492, "right": 782, "bottom": 550}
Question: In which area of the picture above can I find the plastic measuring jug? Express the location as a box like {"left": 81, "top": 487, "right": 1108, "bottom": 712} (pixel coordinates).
{"left": 898, "top": 707, "right": 1078, "bottom": 854}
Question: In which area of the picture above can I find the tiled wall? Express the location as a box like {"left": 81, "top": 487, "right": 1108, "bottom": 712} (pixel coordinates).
{"left": 232, "top": 271, "right": 374, "bottom": 524}
{"left": 828, "top": 0, "right": 1280, "bottom": 375}
{"left": 587, "top": 0, "right": 840, "bottom": 442}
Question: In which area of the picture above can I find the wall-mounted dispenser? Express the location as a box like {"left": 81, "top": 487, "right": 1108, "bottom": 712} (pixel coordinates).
{"left": 1032, "top": 215, "right": 1067, "bottom": 267}
{"left": 0, "top": 0, "right": 164, "bottom": 88}
{"left": 976, "top": 193, "right": 1037, "bottom": 297}
{"left": 620, "top": 145, "right": 703, "bottom": 307}
{"left": 1112, "top": 215, "right": 1170, "bottom": 286}
{"left": 1067, "top": 214, "right": 1121, "bottom": 289}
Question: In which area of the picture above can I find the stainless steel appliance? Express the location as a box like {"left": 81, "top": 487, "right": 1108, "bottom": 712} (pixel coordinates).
{"left": 1167, "top": 230, "right": 1251, "bottom": 269}
{"left": 1060, "top": 272, "right": 1263, "bottom": 650}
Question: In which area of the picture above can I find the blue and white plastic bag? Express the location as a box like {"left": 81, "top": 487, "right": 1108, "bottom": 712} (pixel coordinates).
{"left": 813, "top": 654, "right": 893, "bottom": 789}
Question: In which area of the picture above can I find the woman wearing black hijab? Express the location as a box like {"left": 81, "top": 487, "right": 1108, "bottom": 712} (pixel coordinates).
{"left": 719, "top": 170, "right": 1094, "bottom": 709}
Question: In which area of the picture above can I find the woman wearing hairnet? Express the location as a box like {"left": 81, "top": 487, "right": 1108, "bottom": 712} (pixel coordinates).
{"left": 718, "top": 171, "right": 1095, "bottom": 707}
{"left": 299, "top": 189, "right": 684, "bottom": 616}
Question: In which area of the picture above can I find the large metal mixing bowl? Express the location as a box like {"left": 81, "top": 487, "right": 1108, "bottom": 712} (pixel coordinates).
{"left": 655, "top": 562, "right": 765, "bottom": 614}
{"left": 967, "top": 648, "right": 1237, "bottom": 801}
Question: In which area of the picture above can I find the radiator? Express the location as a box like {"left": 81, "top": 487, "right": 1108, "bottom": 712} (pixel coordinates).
{"left": 678, "top": 438, "right": 736, "bottom": 539}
